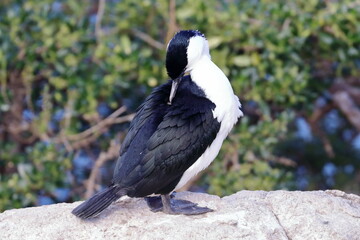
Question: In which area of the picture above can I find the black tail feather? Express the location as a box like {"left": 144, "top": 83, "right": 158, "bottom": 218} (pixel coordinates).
{"left": 72, "top": 185, "right": 124, "bottom": 219}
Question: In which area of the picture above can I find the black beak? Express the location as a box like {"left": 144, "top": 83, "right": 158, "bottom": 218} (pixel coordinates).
{"left": 168, "top": 73, "right": 184, "bottom": 105}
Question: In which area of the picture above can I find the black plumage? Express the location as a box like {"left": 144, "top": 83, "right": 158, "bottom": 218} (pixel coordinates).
{"left": 72, "top": 75, "right": 220, "bottom": 218}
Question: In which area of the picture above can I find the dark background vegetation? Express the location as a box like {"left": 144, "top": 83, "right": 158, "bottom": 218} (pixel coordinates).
{"left": 1, "top": 0, "right": 360, "bottom": 211}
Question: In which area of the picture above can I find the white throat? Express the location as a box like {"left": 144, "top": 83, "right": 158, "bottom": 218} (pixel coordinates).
{"left": 185, "top": 35, "right": 242, "bottom": 122}
{"left": 189, "top": 56, "right": 243, "bottom": 122}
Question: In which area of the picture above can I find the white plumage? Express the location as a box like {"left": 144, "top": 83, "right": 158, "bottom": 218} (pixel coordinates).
{"left": 174, "top": 35, "right": 243, "bottom": 190}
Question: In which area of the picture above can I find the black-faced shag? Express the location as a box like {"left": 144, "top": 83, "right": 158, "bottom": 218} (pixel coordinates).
{"left": 72, "top": 30, "right": 243, "bottom": 218}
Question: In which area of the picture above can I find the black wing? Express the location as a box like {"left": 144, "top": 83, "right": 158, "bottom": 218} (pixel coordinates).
{"left": 113, "top": 76, "right": 220, "bottom": 197}
{"left": 113, "top": 81, "right": 171, "bottom": 182}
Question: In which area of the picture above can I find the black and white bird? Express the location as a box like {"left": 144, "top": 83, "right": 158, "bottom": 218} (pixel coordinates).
{"left": 72, "top": 30, "right": 243, "bottom": 218}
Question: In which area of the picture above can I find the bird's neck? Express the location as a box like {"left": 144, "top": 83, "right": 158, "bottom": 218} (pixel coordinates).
{"left": 190, "top": 56, "right": 233, "bottom": 101}
{"left": 189, "top": 56, "right": 239, "bottom": 121}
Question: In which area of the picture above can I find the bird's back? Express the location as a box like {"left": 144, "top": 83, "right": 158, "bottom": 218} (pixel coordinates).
{"left": 112, "top": 75, "right": 220, "bottom": 197}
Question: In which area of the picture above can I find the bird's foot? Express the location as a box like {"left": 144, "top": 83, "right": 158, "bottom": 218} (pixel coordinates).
{"left": 145, "top": 195, "right": 164, "bottom": 212}
{"left": 144, "top": 194, "right": 213, "bottom": 215}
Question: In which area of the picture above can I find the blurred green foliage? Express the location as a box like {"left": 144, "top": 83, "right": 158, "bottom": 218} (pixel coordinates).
{"left": 1, "top": 0, "right": 360, "bottom": 211}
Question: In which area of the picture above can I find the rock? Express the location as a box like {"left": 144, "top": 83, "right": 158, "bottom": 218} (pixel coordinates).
{"left": 1, "top": 190, "right": 360, "bottom": 240}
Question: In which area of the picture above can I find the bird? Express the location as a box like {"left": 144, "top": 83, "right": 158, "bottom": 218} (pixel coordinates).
{"left": 72, "top": 30, "right": 243, "bottom": 218}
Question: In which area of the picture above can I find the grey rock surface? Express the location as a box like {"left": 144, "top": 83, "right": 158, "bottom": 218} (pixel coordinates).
{"left": 1, "top": 190, "right": 360, "bottom": 240}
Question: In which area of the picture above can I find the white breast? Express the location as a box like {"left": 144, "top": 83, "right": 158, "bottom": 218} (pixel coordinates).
{"left": 174, "top": 56, "right": 243, "bottom": 190}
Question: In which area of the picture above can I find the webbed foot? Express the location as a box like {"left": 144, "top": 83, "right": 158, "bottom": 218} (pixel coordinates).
{"left": 144, "top": 194, "right": 213, "bottom": 215}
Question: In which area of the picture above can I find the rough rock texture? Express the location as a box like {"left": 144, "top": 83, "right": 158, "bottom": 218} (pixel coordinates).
{"left": 1, "top": 190, "right": 360, "bottom": 240}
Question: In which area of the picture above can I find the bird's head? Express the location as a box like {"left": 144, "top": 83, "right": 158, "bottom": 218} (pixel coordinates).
{"left": 165, "top": 30, "right": 210, "bottom": 104}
